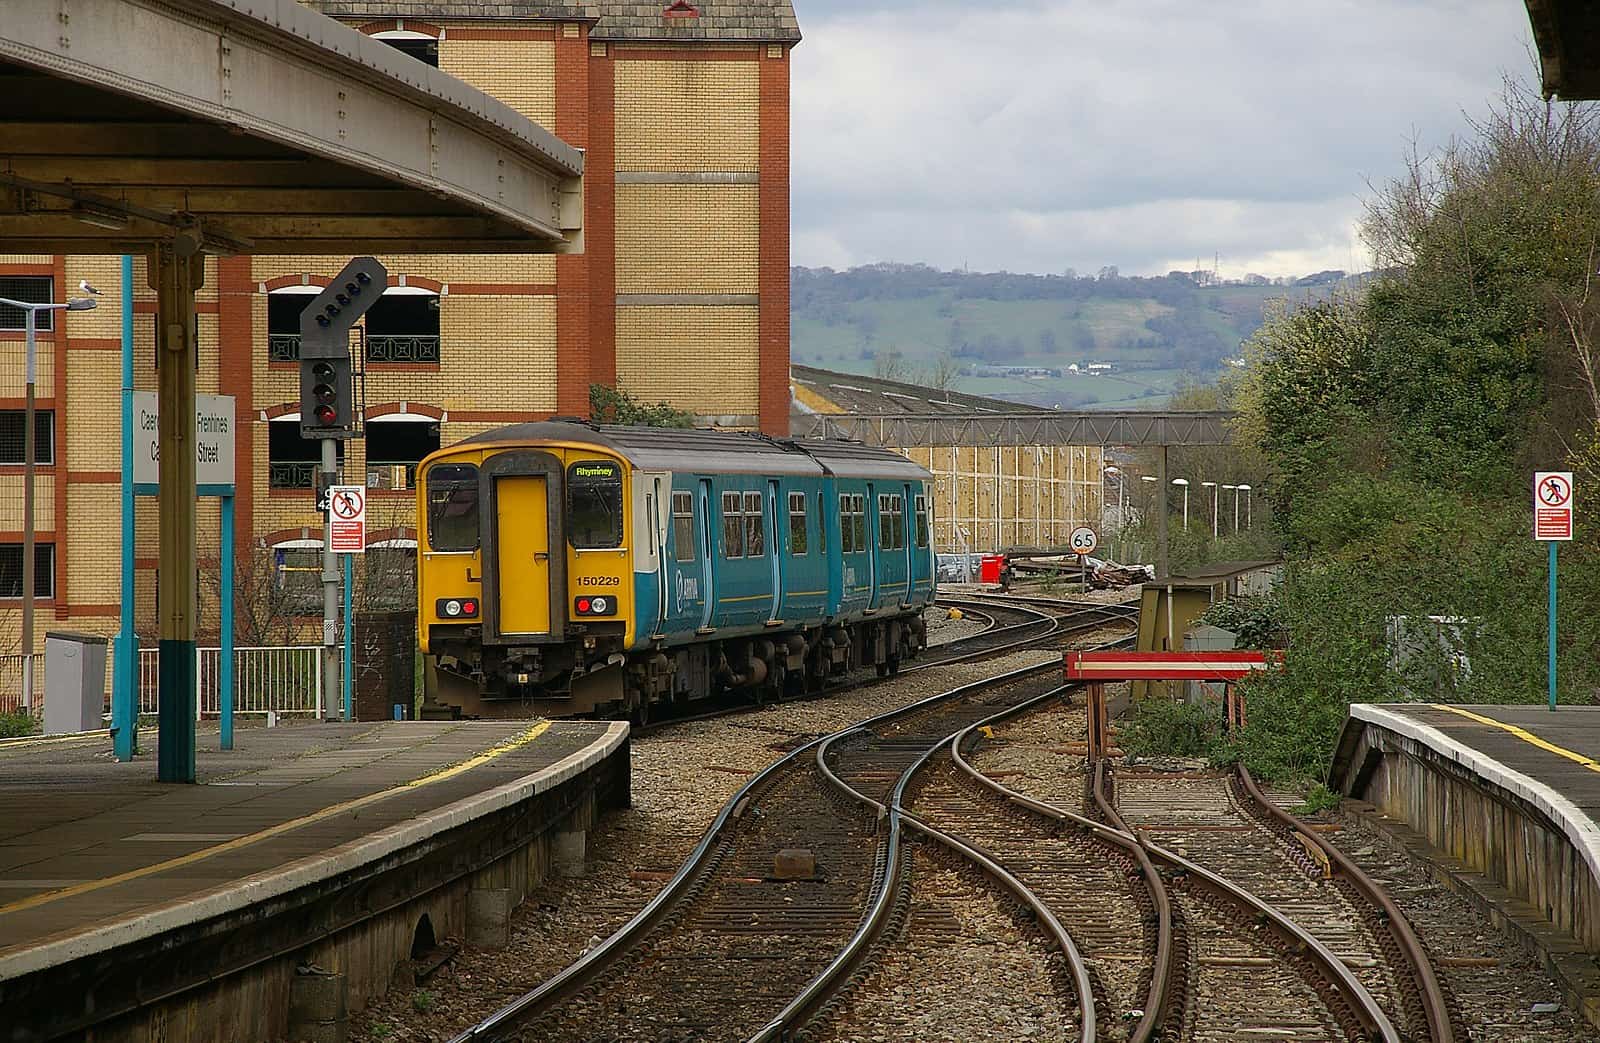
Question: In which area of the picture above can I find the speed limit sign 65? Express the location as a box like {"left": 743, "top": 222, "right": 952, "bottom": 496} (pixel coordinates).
{"left": 1069, "top": 526, "right": 1098, "bottom": 556}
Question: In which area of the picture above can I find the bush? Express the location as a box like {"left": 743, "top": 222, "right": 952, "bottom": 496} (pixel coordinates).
{"left": 0, "top": 709, "right": 39, "bottom": 739}
{"left": 1122, "top": 696, "right": 1228, "bottom": 761}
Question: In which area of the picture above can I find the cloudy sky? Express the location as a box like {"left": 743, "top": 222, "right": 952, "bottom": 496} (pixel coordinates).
{"left": 789, "top": 0, "right": 1535, "bottom": 278}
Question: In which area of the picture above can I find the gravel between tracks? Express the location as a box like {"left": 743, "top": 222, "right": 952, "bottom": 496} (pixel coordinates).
{"left": 805, "top": 850, "right": 1072, "bottom": 1043}
{"left": 925, "top": 609, "right": 990, "bottom": 646}
{"left": 350, "top": 649, "right": 1062, "bottom": 1043}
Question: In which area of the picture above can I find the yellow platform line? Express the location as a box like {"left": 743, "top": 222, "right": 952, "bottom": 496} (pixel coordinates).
{"left": 0, "top": 721, "right": 551, "bottom": 918}
{"left": 1429, "top": 704, "right": 1600, "bottom": 773}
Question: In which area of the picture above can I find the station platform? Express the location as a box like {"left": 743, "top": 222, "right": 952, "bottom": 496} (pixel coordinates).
{"left": 1331, "top": 703, "right": 1600, "bottom": 1026}
{"left": 0, "top": 718, "right": 630, "bottom": 1043}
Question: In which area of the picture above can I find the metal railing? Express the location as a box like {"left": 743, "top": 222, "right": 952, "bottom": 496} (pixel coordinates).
{"left": 366, "top": 334, "right": 440, "bottom": 364}
{"left": 138, "top": 645, "right": 323, "bottom": 717}
{"left": 269, "top": 460, "right": 317, "bottom": 489}
{"left": 268, "top": 333, "right": 301, "bottom": 361}
{"left": 0, "top": 653, "right": 40, "bottom": 713}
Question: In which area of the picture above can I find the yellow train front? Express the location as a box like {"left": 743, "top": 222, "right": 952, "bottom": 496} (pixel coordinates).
{"left": 416, "top": 420, "right": 938, "bottom": 719}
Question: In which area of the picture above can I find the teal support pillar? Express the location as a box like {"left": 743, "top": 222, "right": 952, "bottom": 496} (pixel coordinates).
{"left": 114, "top": 254, "right": 139, "bottom": 761}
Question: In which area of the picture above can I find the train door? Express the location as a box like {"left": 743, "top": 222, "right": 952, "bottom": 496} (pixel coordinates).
{"left": 866, "top": 481, "right": 880, "bottom": 608}
{"left": 494, "top": 474, "right": 551, "bottom": 635}
{"left": 697, "top": 478, "right": 714, "bottom": 629}
{"left": 651, "top": 475, "right": 668, "bottom": 634}
{"left": 901, "top": 482, "right": 914, "bottom": 604}
{"left": 768, "top": 479, "right": 783, "bottom": 622}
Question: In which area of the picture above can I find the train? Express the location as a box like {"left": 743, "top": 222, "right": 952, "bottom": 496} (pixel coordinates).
{"left": 414, "top": 420, "right": 938, "bottom": 719}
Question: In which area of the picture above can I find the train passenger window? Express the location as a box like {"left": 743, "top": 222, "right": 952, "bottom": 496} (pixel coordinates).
{"left": 567, "top": 460, "right": 624, "bottom": 549}
{"left": 915, "top": 495, "right": 930, "bottom": 548}
{"left": 722, "top": 491, "right": 744, "bottom": 558}
{"left": 425, "top": 463, "right": 480, "bottom": 551}
{"left": 744, "top": 491, "right": 765, "bottom": 557}
{"left": 672, "top": 491, "right": 695, "bottom": 563}
{"left": 852, "top": 494, "right": 867, "bottom": 552}
{"left": 892, "top": 495, "right": 905, "bottom": 550}
{"left": 877, "top": 495, "right": 894, "bottom": 551}
{"left": 788, "top": 492, "right": 808, "bottom": 555}
{"left": 839, "top": 493, "right": 857, "bottom": 553}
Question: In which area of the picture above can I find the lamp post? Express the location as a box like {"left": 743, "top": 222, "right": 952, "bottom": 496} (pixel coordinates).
{"left": 1238, "top": 483, "right": 1253, "bottom": 529}
{"left": 1222, "top": 485, "right": 1236, "bottom": 535}
{"left": 0, "top": 290, "right": 99, "bottom": 709}
{"left": 1171, "top": 478, "right": 1189, "bottom": 531}
{"left": 1103, "top": 465, "right": 1129, "bottom": 561}
{"left": 1202, "top": 481, "right": 1218, "bottom": 539}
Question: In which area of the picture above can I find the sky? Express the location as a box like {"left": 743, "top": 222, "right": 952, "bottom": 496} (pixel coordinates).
{"left": 789, "top": 0, "right": 1537, "bottom": 279}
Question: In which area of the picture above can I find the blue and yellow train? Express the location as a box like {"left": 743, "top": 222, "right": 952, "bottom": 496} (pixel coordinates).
{"left": 415, "top": 421, "right": 937, "bottom": 718}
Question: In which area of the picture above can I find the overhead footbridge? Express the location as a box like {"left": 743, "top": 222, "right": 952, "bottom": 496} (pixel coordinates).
{"left": 0, "top": 0, "right": 584, "bottom": 782}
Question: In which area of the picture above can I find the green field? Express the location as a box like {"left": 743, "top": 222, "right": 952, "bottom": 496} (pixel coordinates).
{"left": 791, "top": 265, "right": 1347, "bottom": 408}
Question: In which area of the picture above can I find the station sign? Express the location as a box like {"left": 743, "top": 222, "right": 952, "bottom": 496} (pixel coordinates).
{"left": 132, "top": 392, "right": 236, "bottom": 488}
{"left": 1064, "top": 650, "right": 1278, "bottom": 681}
{"left": 1068, "top": 525, "right": 1098, "bottom": 557}
{"left": 1534, "top": 471, "right": 1574, "bottom": 541}
{"left": 328, "top": 485, "right": 367, "bottom": 554}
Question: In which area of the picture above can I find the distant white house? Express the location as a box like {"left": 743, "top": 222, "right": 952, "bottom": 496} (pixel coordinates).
{"left": 1085, "top": 362, "right": 1113, "bottom": 375}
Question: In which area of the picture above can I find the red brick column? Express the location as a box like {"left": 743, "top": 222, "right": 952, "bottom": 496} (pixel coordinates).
{"left": 556, "top": 25, "right": 593, "bottom": 416}
{"left": 587, "top": 43, "right": 618, "bottom": 391}
{"left": 216, "top": 256, "right": 255, "bottom": 555}
{"left": 758, "top": 47, "right": 791, "bottom": 436}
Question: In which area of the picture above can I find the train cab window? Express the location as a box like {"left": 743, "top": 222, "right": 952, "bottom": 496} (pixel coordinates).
{"left": 915, "top": 494, "right": 930, "bottom": 548}
{"left": 671, "top": 491, "right": 696, "bottom": 562}
{"left": 568, "top": 460, "right": 624, "bottom": 549}
{"left": 425, "top": 464, "right": 480, "bottom": 551}
{"left": 743, "top": 491, "right": 765, "bottom": 557}
{"left": 788, "top": 492, "right": 808, "bottom": 555}
{"left": 721, "top": 491, "right": 745, "bottom": 558}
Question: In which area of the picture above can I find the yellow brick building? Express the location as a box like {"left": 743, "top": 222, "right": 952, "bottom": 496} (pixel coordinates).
{"left": 0, "top": 1, "right": 799, "bottom": 667}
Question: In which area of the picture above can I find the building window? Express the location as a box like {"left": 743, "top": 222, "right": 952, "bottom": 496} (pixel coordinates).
{"left": 721, "top": 491, "right": 744, "bottom": 558}
{"left": 671, "top": 491, "right": 695, "bottom": 563}
{"left": 366, "top": 291, "right": 440, "bottom": 364}
{"left": 364, "top": 545, "right": 417, "bottom": 610}
{"left": 743, "top": 491, "right": 765, "bottom": 558}
{"left": 266, "top": 288, "right": 317, "bottom": 361}
{"left": 0, "top": 277, "right": 53, "bottom": 332}
{"left": 268, "top": 418, "right": 340, "bottom": 489}
{"left": 272, "top": 545, "right": 322, "bottom": 614}
{"left": 0, "top": 410, "right": 53, "bottom": 465}
{"left": 366, "top": 418, "right": 439, "bottom": 490}
{"left": 915, "top": 494, "right": 930, "bottom": 548}
{"left": 374, "top": 33, "right": 439, "bottom": 67}
{"left": 0, "top": 543, "right": 54, "bottom": 599}
{"left": 788, "top": 491, "right": 807, "bottom": 556}
{"left": 425, "top": 464, "right": 480, "bottom": 551}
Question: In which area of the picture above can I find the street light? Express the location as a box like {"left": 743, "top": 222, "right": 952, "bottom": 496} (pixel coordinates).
{"left": 1201, "top": 481, "right": 1219, "bottom": 539}
{"left": 1171, "top": 478, "right": 1189, "bottom": 531}
{"left": 1221, "top": 485, "right": 1236, "bottom": 535}
{"left": 1103, "top": 465, "right": 1128, "bottom": 560}
{"left": 0, "top": 290, "right": 98, "bottom": 710}
{"left": 1238, "top": 483, "right": 1253, "bottom": 529}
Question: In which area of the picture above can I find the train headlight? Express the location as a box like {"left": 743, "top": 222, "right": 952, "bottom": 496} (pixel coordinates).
{"left": 436, "top": 597, "right": 479, "bottom": 619}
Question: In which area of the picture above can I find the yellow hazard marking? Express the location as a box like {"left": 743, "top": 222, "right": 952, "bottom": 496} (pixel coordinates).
{"left": 1429, "top": 704, "right": 1600, "bottom": 773}
{"left": 978, "top": 726, "right": 995, "bottom": 739}
{"left": 0, "top": 722, "right": 550, "bottom": 919}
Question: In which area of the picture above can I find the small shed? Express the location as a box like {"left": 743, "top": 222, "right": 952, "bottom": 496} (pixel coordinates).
{"left": 1134, "top": 560, "right": 1278, "bottom": 698}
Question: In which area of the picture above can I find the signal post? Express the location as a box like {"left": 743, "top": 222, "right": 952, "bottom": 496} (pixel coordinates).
{"left": 299, "top": 258, "right": 386, "bottom": 721}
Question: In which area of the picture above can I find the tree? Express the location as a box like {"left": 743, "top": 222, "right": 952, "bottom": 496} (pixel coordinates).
{"left": 589, "top": 384, "right": 695, "bottom": 428}
{"left": 872, "top": 349, "right": 909, "bottom": 382}
{"left": 921, "top": 352, "right": 963, "bottom": 391}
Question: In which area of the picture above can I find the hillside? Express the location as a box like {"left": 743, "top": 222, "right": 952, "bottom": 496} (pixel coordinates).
{"left": 791, "top": 264, "right": 1358, "bottom": 408}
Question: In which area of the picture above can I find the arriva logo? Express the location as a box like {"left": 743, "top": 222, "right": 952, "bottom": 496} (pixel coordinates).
{"left": 574, "top": 464, "right": 615, "bottom": 479}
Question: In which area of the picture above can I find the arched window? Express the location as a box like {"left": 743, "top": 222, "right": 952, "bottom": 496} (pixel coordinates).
{"left": 266, "top": 282, "right": 440, "bottom": 364}
{"left": 268, "top": 413, "right": 341, "bottom": 489}
{"left": 372, "top": 30, "right": 439, "bottom": 68}
{"left": 365, "top": 411, "right": 440, "bottom": 490}
{"left": 266, "top": 285, "right": 319, "bottom": 361}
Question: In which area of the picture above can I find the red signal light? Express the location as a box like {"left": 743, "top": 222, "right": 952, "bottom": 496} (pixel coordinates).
{"left": 577, "top": 597, "right": 591, "bottom": 613}
{"left": 315, "top": 403, "right": 338, "bottom": 425}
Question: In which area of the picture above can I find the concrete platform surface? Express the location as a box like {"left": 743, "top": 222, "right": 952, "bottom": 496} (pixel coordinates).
{"left": 0, "top": 718, "right": 627, "bottom": 980}
{"left": 1344, "top": 703, "right": 1600, "bottom": 892}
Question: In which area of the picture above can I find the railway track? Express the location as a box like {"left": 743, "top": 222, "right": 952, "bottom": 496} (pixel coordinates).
{"left": 449, "top": 658, "right": 1113, "bottom": 1043}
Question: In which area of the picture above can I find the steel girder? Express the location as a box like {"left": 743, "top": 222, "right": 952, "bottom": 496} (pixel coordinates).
{"left": 793, "top": 411, "right": 1237, "bottom": 447}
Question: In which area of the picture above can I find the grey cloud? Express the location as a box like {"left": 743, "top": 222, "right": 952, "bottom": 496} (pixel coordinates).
{"left": 790, "top": 0, "right": 1534, "bottom": 275}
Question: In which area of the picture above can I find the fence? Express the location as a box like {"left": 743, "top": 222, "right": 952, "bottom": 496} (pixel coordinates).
{"left": 0, "top": 653, "right": 40, "bottom": 714}
{"left": 137, "top": 645, "right": 323, "bottom": 717}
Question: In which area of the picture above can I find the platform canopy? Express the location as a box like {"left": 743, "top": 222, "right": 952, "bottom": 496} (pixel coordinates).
{"left": 1525, "top": 0, "right": 1600, "bottom": 100}
{"left": 0, "top": 0, "right": 583, "bottom": 254}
